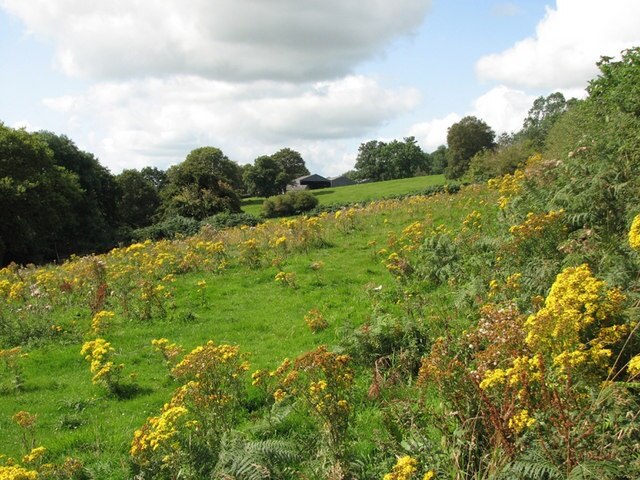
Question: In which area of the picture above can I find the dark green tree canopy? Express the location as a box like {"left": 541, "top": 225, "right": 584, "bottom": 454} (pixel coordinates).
{"left": 162, "top": 147, "right": 242, "bottom": 220}
{"left": 519, "top": 92, "right": 574, "bottom": 148}
{"left": 270, "top": 148, "right": 309, "bottom": 182}
{"left": 0, "top": 125, "right": 85, "bottom": 264}
{"left": 430, "top": 145, "right": 448, "bottom": 174}
{"left": 445, "top": 116, "right": 495, "bottom": 179}
{"left": 116, "top": 169, "right": 162, "bottom": 229}
{"left": 243, "top": 155, "right": 289, "bottom": 197}
{"left": 354, "top": 137, "right": 429, "bottom": 181}
{"left": 37, "top": 131, "right": 120, "bottom": 246}
{"left": 243, "top": 148, "right": 309, "bottom": 197}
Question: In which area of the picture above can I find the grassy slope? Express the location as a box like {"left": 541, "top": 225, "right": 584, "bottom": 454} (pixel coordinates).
{"left": 0, "top": 181, "right": 487, "bottom": 478}
{"left": 241, "top": 174, "right": 447, "bottom": 216}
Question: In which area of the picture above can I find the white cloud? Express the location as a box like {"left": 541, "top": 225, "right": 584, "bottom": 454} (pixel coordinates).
{"left": 471, "top": 85, "right": 535, "bottom": 134}
{"left": 1, "top": 0, "right": 432, "bottom": 82}
{"left": 409, "top": 85, "right": 533, "bottom": 152}
{"left": 408, "top": 113, "right": 461, "bottom": 152}
{"left": 43, "top": 76, "right": 420, "bottom": 173}
{"left": 476, "top": 0, "right": 640, "bottom": 89}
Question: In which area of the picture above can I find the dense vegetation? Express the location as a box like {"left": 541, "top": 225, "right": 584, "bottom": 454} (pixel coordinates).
{"left": 1, "top": 48, "right": 640, "bottom": 479}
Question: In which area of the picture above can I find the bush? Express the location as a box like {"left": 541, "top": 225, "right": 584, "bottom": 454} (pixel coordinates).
{"left": 201, "top": 212, "right": 262, "bottom": 230}
{"left": 132, "top": 215, "right": 201, "bottom": 241}
{"left": 261, "top": 191, "right": 319, "bottom": 218}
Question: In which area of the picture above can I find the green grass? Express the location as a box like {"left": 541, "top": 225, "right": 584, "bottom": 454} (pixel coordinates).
{"left": 241, "top": 174, "right": 447, "bottom": 216}
{"left": 0, "top": 184, "right": 488, "bottom": 478}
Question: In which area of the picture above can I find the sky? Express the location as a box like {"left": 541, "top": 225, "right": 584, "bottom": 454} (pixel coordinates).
{"left": 1, "top": 1, "right": 639, "bottom": 177}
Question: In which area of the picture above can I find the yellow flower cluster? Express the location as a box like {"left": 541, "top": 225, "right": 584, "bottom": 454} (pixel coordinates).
{"left": 629, "top": 214, "right": 640, "bottom": 250}
{"left": 508, "top": 210, "right": 564, "bottom": 246}
{"left": 80, "top": 338, "right": 123, "bottom": 389}
{"left": 90, "top": 310, "right": 115, "bottom": 335}
{"left": 22, "top": 447, "right": 46, "bottom": 465}
{"left": 525, "top": 264, "right": 625, "bottom": 372}
{"left": 0, "top": 465, "right": 38, "bottom": 480}
{"left": 462, "top": 210, "right": 482, "bottom": 230}
{"left": 151, "top": 338, "right": 184, "bottom": 370}
{"left": 508, "top": 409, "right": 536, "bottom": 433}
{"left": 628, "top": 354, "right": 640, "bottom": 376}
{"left": 130, "top": 405, "right": 189, "bottom": 457}
{"left": 383, "top": 455, "right": 418, "bottom": 480}
{"left": 488, "top": 168, "right": 525, "bottom": 209}
{"left": 304, "top": 308, "right": 328, "bottom": 333}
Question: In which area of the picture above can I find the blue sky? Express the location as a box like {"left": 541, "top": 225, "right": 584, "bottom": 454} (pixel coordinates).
{"left": 1, "top": 1, "right": 639, "bottom": 176}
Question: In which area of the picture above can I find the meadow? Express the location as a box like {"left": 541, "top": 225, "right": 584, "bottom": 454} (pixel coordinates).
{"left": 0, "top": 174, "right": 477, "bottom": 478}
{"left": 240, "top": 174, "right": 446, "bottom": 216}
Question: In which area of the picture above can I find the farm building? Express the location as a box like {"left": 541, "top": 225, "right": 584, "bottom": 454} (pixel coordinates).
{"left": 329, "top": 175, "right": 356, "bottom": 187}
{"left": 289, "top": 174, "right": 332, "bottom": 190}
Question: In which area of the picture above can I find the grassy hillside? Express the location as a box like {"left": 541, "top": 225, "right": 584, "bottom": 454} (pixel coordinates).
{"left": 2, "top": 51, "right": 640, "bottom": 480}
{"left": 241, "top": 174, "right": 446, "bottom": 216}
{"left": 0, "top": 184, "right": 485, "bottom": 478}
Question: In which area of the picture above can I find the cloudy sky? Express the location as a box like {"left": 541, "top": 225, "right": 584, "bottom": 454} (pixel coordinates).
{"left": 1, "top": 1, "right": 639, "bottom": 176}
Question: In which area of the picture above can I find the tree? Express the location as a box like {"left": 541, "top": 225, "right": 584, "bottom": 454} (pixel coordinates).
{"left": 430, "top": 145, "right": 448, "bottom": 174}
{"left": 353, "top": 137, "right": 428, "bottom": 181}
{"left": 353, "top": 140, "right": 388, "bottom": 181}
{"left": 162, "top": 147, "right": 242, "bottom": 220}
{"left": 445, "top": 116, "right": 495, "bottom": 179}
{"left": 37, "top": 131, "right": 119, "bottom": 250}
{"left": 243, "top": 155, "right": 289, "bottom": 197}
{"left": 0, "top": 125, "right": 84, "bottom": 264}
{"left": 140, "top": 166, "right": 168, "bottom": 191}
{"left": 270, "top": 148, "right": 309, "bottom": 186}
{"left": 243, "top": 149, "right": 310, "bottom": 197}
{"left": 519, "top": 92, "right": 573, "bottom": 148}
{"left": 116, "top": 169, "right": 161, "bottom": 229}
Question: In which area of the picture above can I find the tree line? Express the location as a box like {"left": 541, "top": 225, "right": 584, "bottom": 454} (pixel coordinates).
{"left": 0, "top": 89, "right": 573, "bottom": 265}
{"left": 0, "top": 128, "right": 311, "bottom": 265}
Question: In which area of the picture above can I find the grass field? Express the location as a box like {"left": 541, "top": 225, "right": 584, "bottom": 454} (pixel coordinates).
{"left": 0, "top": 179, "right": 487, "bottom": 478}
{"left": 241, "top": 174, "right": 447, "bottom": 216}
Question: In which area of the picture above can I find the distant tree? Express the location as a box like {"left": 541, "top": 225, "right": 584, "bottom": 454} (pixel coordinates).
{"left": 140, "top": 166, "right": 168, "bottom": 191}
{"left": 243, "top": 149, "right": 310, "bottom": 197}
{"left": 446, "top": 116, "right": 496, "bottom": 179}
{"left": 354, "top": 137, "right": 428, "bottom": 181}
{"left": 430, "top": 145, "right": 448, "bottom": 174}
{"left": 353, "top": 140, "right": 388, "bottom": 181}
{"left": 162, "top": 147, "right": 242, "bottom": 220}
{"left": 0, "top": 125, "right": 84, "bottom": 264}
{"left": 519, "top": 92, "right": 573, "bottom": 148}
{"left": 116, "top": 169, "right": 161, "bottom": 228}
{"left": 243, "top": 155, "right": 289, "bottom": 197}
{"left": 271, "top": 148, "right": 309, "bottom": 184}
{"left": 384, "top": 136, "right": 430, "bottom": 178}
{"left": 37, "top": 131, "right": 119, "bottom": 250}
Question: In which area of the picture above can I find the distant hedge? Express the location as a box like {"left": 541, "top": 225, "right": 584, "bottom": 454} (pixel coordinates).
{"left": 261, "top": 190, "right": 319, "bottom": 218}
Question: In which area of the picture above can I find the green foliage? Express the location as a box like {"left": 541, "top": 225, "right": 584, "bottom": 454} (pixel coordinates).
{"left": 354, "top": 137, "right": 430, "bottom": 181}
{"left": 519, "top": 92, "right": 574, "bottom": 149}
{"left": 0, "top": 125, "right": 85, "bottom": 264}
{"left": 162, "top": 147, "right": 242, "bottom": 220}
{"left": 115, "top": 169, "right": 161, "bottom": 228}
{"left": 244, "top": 148, "right": 310, "bottom": 197}
{"left": 201, "top": 211, "right": 262, "bottom": 230}
{"left": 261, "top": 190, "right": 319, "bottom": 218}
{"left": 466, "top": 138, "right": 535, "bottom": 182}
{"left": 446, "top": 116, "right": 496, "bottom": 179}
{"left": 244, "top": 155, "right": 290, "bottom": 197}
{"left": 132, "top": 215, "right": 201, "bottom": 241}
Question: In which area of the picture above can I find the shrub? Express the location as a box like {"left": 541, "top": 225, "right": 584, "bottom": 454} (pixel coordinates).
{"left": 261, "top": 191, "right": 319, "bottom": 218}
{"left": 201, "top": 211, "right": 262, "bottom": 230}
{"left": 132, "top": 215, "right": 201, "bottom": 241}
